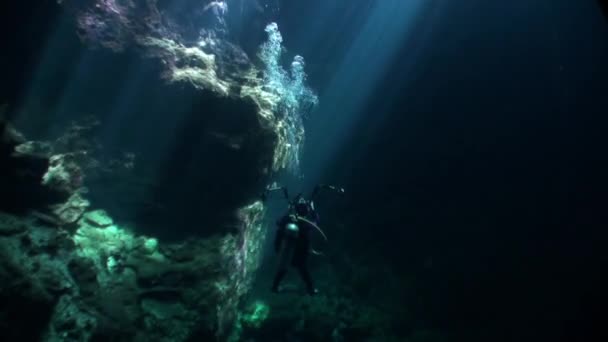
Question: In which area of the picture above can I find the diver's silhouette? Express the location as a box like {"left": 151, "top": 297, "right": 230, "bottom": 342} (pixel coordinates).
{"left": 263, "top": 184, "right": 343, "bottom": 295}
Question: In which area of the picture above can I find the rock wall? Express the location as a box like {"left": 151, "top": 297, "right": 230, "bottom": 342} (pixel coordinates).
{"left": 0, "top": 0, "right": 300, "bottom": 340}
{"left": 45, "top": 0, "right": 296, "bottom": 238}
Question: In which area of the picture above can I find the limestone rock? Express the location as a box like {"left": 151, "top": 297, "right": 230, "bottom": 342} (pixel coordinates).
{"left": 0, "top": 212, "right": 27, "bottom": 235}
{"left": 0, "top": 208, "right": 265, "bottom": 340}
{"left": 0, "top": 117, "right": 69, "bottom": 214}
{"left": 42, "top": 153, "right": 84, "bottom": 194}
{"left": 0, "top": 0, "right": 304, "bottom": 340}
{"left": 82, "top": 209, "right": 113, "bottom": 228}
{"left": 51, "top": 193, "right": 90, "bottom": 226}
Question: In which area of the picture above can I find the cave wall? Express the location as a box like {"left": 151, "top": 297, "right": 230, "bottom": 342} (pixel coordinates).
{"left": 0, "top": 0, "right": 280, "bottom": 239}
{"left": 0, "top": 2, "right": 284, "bottom": 340}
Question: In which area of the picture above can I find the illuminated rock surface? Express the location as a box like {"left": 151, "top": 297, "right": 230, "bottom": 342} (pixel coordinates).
{"left": 0, "top": 0, "right": 325, "bottom": 340}
{"left": 0, "top": 1, "right": 286, "bottom": 340}
{"left": 0, "top": 207, "right": 265, "bottom": 341}
{"left": 1, "top": 118, "right": 269, "bottom": 340}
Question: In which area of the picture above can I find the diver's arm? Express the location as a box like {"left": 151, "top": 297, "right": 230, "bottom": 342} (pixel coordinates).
{"left": 262, "top": 183, "right": 290, "bottom": 202}
{"left": 311, "top": 184, "right": 345, "bottom": 201}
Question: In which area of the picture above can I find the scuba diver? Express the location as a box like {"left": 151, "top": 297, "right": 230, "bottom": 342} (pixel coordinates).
{"left": 262, "top": 184, "right": 344, "bottom": 295}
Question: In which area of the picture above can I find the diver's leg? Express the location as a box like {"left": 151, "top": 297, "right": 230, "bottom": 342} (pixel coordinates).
{"left": 271, "top": 268, "right": 287, "bottom": 293}
{"left": 295, "top": 263, "right": 317, "bottom": 295}
{"left": 272, "top": 240, "right": 293, "bottom": 293}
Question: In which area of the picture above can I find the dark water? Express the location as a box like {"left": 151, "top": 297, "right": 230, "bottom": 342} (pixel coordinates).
{"left": 282, "top": 0, "right": 608, "bottom": 341}
{"left": 1, "top": 1, "right": 607, "bottom": 341}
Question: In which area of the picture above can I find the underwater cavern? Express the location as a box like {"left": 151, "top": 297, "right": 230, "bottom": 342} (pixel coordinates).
{"left": 1, "top": 0, "right": 607, "bottom": 341}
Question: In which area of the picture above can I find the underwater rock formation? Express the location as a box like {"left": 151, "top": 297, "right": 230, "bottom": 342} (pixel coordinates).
{"left": 1, "top": 0, "right": 318, "bottom": 340}
{"left": 0, "top": 206, "right": 265, "bottom": 341}
{"left": 0, "top": 115, "right": 72, "bottom": 216}
{"left": 42, "top": 0, "right": 315, "bottom": 237}
{"left": 61, "top": 0, "right": 308, "bottom": 172}
{"left": 2, "top": 110, "right": 267, "bottom": 338}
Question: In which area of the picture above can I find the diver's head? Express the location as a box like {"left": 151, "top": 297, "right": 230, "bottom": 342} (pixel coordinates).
{"left": 294, "top": 195, "right": 310, "bottom": 216}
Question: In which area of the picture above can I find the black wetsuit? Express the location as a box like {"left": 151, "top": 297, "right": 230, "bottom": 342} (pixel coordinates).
{"left": 271, "top": 212, "right": 318, "bottom": 294}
